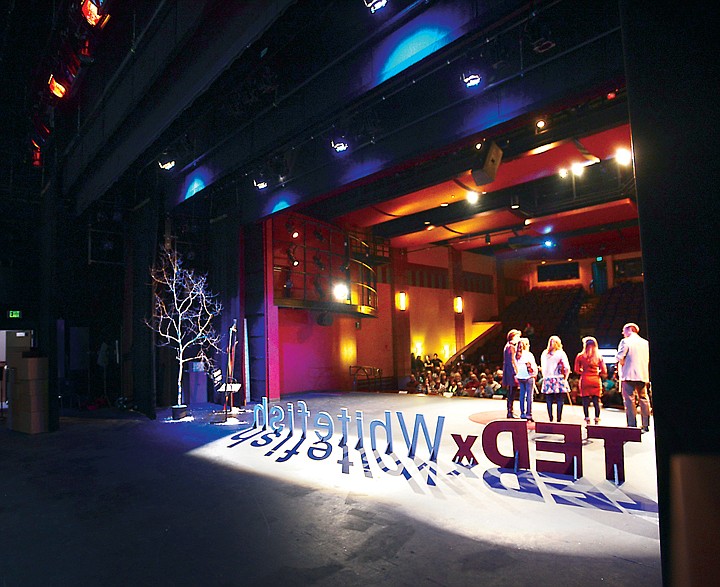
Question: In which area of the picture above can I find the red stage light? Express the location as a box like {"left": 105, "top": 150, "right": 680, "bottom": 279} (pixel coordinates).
{"left": 81, "top": 0, "right": 110, "bottom": 28}
{"left": 48, "top": 75, "right": 67, "bottom": 98}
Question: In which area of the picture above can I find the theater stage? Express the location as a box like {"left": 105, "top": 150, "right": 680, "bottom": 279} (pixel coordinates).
{"left": 0, "top": 392, "right": 661, "bottom": 586}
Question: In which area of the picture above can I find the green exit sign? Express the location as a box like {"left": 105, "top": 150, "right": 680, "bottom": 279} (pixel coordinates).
{"left": 7, "top": 310, "right": 22, "bottom": 319}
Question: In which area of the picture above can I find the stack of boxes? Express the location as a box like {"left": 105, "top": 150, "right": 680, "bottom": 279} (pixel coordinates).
{"left": 6, "top": 334, "right": 48, "bottom": 434}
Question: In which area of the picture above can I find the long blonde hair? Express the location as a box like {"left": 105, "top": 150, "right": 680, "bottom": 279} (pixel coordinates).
{"left": 546, "top": 335, "right": 562, "bottom": 353}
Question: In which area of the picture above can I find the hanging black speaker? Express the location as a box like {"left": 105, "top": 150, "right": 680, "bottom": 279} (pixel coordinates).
{"left": 471, "top": 141, "right": 503, "bottom": 186}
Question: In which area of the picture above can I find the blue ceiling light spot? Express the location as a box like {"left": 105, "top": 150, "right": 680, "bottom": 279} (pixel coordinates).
{"left": 185, "top": 177, "right": 205, "bottom": 200}
{"left": 180, "top": 167, "right": 213, "bottom": 202}
{"left": 380, "top": 27, "right": 449, "bottom": 83}
{"left": 271, "top": 200, "right": 290, "bottom": 214}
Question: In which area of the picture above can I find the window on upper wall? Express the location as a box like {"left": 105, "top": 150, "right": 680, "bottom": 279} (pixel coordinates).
{"left": 614, "top": 257, "right": 644, "bottom": 279}
{"left": 537, "top": 262, "right": 579, "bottom": 282}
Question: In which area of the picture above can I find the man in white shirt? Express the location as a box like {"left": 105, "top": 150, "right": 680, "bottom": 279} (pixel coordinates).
{"left": 616, "top": 322, "right": 652, "bottom": 431}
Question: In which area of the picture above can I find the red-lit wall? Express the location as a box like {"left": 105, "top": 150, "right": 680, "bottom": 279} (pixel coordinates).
{"left": 355, "top": 283, "right": 394, "bottom": 375}
{"left": 278, "top": 308, "right": 357, "bottom": 394}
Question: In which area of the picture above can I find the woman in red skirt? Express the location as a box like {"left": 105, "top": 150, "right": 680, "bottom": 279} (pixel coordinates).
{"left": 573, "top": 336, "right": 608, "bottom": 425}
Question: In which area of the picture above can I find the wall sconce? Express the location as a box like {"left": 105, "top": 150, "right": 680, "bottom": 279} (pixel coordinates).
{"left": 453, "top": 296, "right": 464, "bottom": 314}
{"left": 397, "top": 291, "right": 408, "bottom": 311}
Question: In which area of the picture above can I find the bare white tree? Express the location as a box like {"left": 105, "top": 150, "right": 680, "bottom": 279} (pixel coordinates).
{"left": 147, "top": 247, "right": 223, "bottom": 407}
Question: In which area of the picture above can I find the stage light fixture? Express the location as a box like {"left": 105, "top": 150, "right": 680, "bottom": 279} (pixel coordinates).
{"left": 313, "top": 254, "right": 326, "bottom": 271}
{"left": 333, "top": 282, "right": 350, "bottom": 302}
{"left": 81, "top": 0, "right": 110, "bottom": 28}
{"left": 440, "top": 202, "right": 449, "bottom": 207}
{"left": 543, "top": 239, "right": 555, "bottom": 248}
{"left": 615, "top": 148, "right": 632, "bottom": 166}
{"left": 287, "top": 246, "right": 300, "bottom": 267}
{"left": 331, "top": 137, "right": 349, "bottom": 153}
{"left": 535, "top": 118, "right": 548, "bottom": 133}
{"left": 48, "top": 74, "right": 67, "bottom": 98}
{"left": 462, "top": 72, "right": 482, "bottom": 88}
{"left": 571, "top": 162, "right": 584, "bottom": 177}
{"left": 286, "top": 221, "right": 299, "bottom": 239}
{"left": 466, "top": 191, "right": 479, "bottom": 205}
{"left": 253, "top": 175, "right": 268, "bottom": 190}
{"left": 485, "top": 234, "right": 491, "bottom": 245}
{"left": 157, "top": 152, "right": 175, "bottom": 170}
{"left": 510, "top": 194, "right": 520, "bottom": 209}
{"left": 558, "top": 167, "right": 568, "bottom": 178}
{"left": 364, "top": 0, "right": 387, "bottom": 14}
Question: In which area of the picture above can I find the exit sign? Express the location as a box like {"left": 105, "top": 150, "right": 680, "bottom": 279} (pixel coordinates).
{"left": 7, "top": 310, "right": 22, "bottom": 319}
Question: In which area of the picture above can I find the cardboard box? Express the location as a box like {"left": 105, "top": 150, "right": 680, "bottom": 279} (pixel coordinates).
{"left": 8, "top": 409, "right": 48, "bottom": 434}
{"left": 13, "top": 357, "right": 48, "bottom": 382}
{"left": 10, "top": 385, "right": 48, "bottom": 413}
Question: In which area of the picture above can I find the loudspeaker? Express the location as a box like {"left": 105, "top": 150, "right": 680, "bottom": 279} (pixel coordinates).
{"left": 471, "top": 141, "right": 503, "bottom": 186}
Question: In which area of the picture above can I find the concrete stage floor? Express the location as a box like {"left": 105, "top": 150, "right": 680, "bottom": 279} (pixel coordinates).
{"left": 0, "top": 393, "right": 661, "bottom": 586}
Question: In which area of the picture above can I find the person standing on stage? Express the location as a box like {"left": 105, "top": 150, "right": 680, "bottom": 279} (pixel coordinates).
{"left": 502, "top": 329, "right": 522, "bottom": 418}
{"left": 540, "top": 335, "right": 571, "bottom": 422}
{"left": 574, "top": 336, "right": 607, "bottom": 425}
{"left": 515, "top": 337, "right": 537, "bottom": 421}
{"left": 616, "top": 322, "right": 652, "bottom": 432}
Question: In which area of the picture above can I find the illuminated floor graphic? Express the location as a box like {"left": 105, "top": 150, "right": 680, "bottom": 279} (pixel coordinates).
{"left": 183, "top": 393, "right": 659, "bottom": 563}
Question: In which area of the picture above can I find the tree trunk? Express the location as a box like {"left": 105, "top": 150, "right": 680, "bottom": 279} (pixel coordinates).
{"left": 176, "top": 365, "right": 183, "bottom": 406}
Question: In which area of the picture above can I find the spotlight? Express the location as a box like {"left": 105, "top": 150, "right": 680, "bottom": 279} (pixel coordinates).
{"left": 462, "top": 72, "right": 482, "bottom": 88}
{"left": 286, "top": 221, "right": 299, "bottom": 239}
{"left": 558, "top": 167, "right": 568, "bottom": 178}
{"left": 440, "top": 202, "right": 449, "bottom": 207}
{"left": 543, "top": 239, "right": 555, "bottom": 248}
{"left": 48, "top": 74, "right": 67, "bottom": 98}
{"left": 466, "top": 191, "right": 479, "bottom": 205}
{"left": 571, "top": 162, "right": 584, "bottom": 177}
{"left": 535, "top": 118, "right": 548, "bottom": 134}
{"left": 314, "top": 229, "right": 325, "bottom": 242}
{"left": 615, "top": 148, "right": 632, "bottom": 166}
{"left": 157, "top": 152, "right": 175, "bottom": 170}
{"left": 331, "top": 137, "right": 349, "bottom": 152}
{"left": 364, "top": 0, "right": 387, "bottom": 14}
{"left": 485, "top": 234, "right": 491, "bottom": 245}
{"left": 81, "top": 0, "right": 110, "bottom": 28}
{"left": 313, "top": 254, "right": 326, "bottom": 271}
{"left": 333, "top": 282, "right": 350, "bottom": 302}
{"left": 253, "top": 175, "right": 268, "bottom": 190}
{"left": 287, "top": 246, "right": 299, "bottom": 267}
{"left": 510, "top": 194, "right": 520, "bottom": 210}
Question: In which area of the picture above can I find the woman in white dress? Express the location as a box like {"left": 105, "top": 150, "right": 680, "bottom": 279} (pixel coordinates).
{"left": 540, "top": 335, "right": 571, "bottom": 422}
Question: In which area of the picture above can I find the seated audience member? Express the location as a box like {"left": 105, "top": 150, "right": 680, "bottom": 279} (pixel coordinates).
{"left": 493, "top": 366, "right": 503, "bottom": 383}
{"left": 464, "top": 373, "right": 481, "bottom": 395}
{"left": 437, "top": 372, "right": 448, "bottom": 394}
{"left": 446, "top": 375, "right": 460, "bottom": 396}
{"left": 406, "top": 374, "right": 419, "bottom": 393}
{"left": 486, "top": 374, "right": 501, "bottom": 396}
{"left": 477, "top": 376, "right": 492, "bottom": 398}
